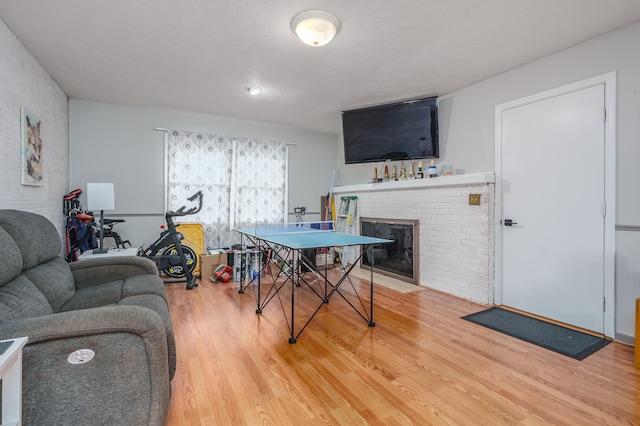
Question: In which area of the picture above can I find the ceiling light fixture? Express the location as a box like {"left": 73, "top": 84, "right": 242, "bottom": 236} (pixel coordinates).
{"left": 291, "top": 10, "right": 341, "bottom": 47}
{"left": 246, "top": 86, "right": 262, "bottom": 95}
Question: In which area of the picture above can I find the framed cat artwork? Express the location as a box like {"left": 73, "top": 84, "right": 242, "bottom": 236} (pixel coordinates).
{"left": 20, "top": 106, "right": 43, "bottom": 186}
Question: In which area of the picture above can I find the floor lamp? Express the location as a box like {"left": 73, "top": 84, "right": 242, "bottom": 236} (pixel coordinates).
{"left": 87, "top": 182, "right": 115, "bottom": 254}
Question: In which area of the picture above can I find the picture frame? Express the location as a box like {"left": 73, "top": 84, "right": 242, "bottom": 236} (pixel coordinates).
{"left": 20, "top": 106, "right": 43, "bottom": 186}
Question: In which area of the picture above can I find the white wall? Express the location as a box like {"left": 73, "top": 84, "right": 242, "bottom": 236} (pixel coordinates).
{"left": 69, "top": 100, "right": 338, "bottom": 247}
{"left": 0, "top": 19, "right": 69, "bottom": 237}
{"left": 339, "top": 23, "right": 640, "bottom": 220}
{"left": 337, "top": 21, "right": 640, "bottom": 342}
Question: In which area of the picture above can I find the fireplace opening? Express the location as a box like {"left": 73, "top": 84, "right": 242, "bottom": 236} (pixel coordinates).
{"left": 359, "top": 217, "right": 419, "bottom": 284}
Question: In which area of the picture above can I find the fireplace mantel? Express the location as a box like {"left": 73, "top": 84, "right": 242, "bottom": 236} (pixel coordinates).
{"left": 332, "top": 172, "right": 495, "bottom": 194}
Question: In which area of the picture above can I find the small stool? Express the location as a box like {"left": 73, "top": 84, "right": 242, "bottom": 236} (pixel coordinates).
{"left": 636, "top": 299, "right": 640, "bottom": 368}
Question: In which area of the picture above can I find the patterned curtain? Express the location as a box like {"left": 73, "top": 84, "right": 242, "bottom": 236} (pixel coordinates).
{"left": 167, "top": 130, "right": 287, "bottom": 251}
{"left": 233, "top": 138, "right": 288, "bottom": 228}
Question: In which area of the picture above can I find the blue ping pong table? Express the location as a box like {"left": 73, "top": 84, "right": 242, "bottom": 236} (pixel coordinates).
{"left": 234, "top": 223, "right": 392, "bottom": 343}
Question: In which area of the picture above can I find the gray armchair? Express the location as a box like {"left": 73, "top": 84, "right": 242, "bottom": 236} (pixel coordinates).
{"left": 0, "top": 209, "right": 175, "bottom": 425}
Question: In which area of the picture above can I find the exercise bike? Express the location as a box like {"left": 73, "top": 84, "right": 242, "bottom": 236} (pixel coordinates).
{"left": 140, "top": 190, "right": 204, "bottom": 290}
{"left": 102, "top": 218, "right": 131, "bottom": 249}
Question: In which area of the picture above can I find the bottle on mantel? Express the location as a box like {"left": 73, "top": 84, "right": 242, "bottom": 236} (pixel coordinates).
{"left": 428, "top": 160, "right": 438, "bottom": 178}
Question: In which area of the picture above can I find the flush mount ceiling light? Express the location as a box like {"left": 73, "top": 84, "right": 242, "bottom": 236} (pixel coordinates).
{"left": 291, "top": 10, "right": 341, "bottom": 47}
{"left": 245, "top": 86, "right": 262, "bottom": 95}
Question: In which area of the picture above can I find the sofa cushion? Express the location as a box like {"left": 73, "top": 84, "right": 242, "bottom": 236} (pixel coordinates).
{"left": 59, "top": 280, "right": 123, "bottom": 312}
{"left": 0, "top": 210, "right": 60, "bottom": 270}
{"left": 23, "top": 257, "right": 77, "bottom": 312}
{"left": 0, "top": 275, "right": 53, "bottom": 322}
{"left": 122, "top": 274, "right": 167, "bottom": 301}
{"left": 60, "top": 272, "right": 168, "bottom": 312}
{"left": 0, "top": 226, "right": 23, "bottom": 286}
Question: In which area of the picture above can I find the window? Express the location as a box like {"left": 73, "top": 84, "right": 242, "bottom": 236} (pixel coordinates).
{"left": 167, "top": 130, "right": 288, "bottom": 250}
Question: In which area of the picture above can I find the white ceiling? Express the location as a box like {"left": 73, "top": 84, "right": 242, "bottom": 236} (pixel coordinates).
{"left": 2, "top": 1, "right": 640, "bottom": 135}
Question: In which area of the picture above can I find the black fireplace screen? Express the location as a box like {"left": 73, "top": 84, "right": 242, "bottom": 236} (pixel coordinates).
{"left": 360, "top": 218, "right": 417, "bottom": 283}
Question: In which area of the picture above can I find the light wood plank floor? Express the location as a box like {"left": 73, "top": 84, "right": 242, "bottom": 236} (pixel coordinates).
{"left": 165, "top": 271, "right": 639, "bottom": 425}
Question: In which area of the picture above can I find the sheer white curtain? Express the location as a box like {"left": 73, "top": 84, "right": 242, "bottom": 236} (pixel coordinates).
{"left": 167, "top": 129, "right": 287, "bottom": 250}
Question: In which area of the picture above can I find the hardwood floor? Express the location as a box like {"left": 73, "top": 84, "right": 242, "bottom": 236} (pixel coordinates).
{"left": 165, "top": 271, "right": 639, "bottom": 425}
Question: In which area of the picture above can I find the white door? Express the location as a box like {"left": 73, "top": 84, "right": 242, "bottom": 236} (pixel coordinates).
{"left": 499, "top": 84, "right": 606, "bottom": 333}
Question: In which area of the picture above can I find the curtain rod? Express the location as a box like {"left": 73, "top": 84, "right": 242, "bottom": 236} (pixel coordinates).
{"left": 155, "top": 127, "right": 296, "bottom": 146}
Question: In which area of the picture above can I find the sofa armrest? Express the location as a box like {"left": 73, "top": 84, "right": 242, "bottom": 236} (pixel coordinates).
{"left": 0, "top": 305, "right": 164, "bottom": 344}
{"left": 70, "top": 256, "right": 159, "bottom": 288}
{"left": 0, "top": 305, "right": 170, "bottom": 425}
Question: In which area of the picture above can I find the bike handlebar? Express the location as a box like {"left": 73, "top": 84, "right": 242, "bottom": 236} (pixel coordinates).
{"left": 167, "top": 191, "right": 204, "bottom": 218}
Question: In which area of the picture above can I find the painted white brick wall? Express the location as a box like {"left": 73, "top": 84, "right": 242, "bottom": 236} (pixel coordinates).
{"left": 340, "top": 181, "right": 494, "bottom": 304}
{"left": 0, "top": 19, "right": 69, "bottom": 240}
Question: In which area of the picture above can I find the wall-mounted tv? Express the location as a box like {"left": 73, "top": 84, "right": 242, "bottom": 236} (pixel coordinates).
{"left": 342, "top": 96, "right": 439, "bottom": 164}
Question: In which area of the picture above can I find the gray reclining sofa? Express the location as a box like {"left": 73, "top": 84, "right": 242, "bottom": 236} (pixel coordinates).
{"left": 0, "top": 209, "right": 175, "bottom": 425}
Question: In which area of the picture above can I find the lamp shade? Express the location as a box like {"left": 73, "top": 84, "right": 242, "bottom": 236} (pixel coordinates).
{"left": 87, "top": 183, "right": 115, "bottom": 211}
{"left": 291, "top": 10, "right": 340, "bottom": 47}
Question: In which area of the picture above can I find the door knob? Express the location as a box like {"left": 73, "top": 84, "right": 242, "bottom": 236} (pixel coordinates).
{"left": 504, "top": 219, "right": 518, "bottom": 226}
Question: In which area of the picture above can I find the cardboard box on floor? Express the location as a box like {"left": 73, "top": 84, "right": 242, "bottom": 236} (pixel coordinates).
{"left": 200, "top": 252, "right": 227, "bottom": 280}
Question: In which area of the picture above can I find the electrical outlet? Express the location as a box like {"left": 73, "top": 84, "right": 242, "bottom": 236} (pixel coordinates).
{"left": 469, "top": 194, "right": 481, "bottom": 205}
{"left": 67, "top": 349, "right": 95, "bottom": 364}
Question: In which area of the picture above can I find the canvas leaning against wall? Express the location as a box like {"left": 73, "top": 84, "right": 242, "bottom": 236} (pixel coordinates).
{"left": 21, "top": 106, "right": 43, "bottom": 186}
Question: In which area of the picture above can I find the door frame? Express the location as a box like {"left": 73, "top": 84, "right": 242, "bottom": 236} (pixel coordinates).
{"left": 494, "top": 72, "right": 616, "bottom": 337}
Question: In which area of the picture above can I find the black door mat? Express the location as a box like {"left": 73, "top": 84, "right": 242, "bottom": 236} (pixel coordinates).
{"left": 461, "top": 307, "right": 610, "bottom": 360}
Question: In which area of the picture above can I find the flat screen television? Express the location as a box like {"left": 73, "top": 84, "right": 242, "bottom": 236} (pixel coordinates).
{"left": 342, "top": 96, "right": 439, "bottom": 164}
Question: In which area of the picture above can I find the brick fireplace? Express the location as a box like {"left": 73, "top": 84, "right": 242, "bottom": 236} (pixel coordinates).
{"left": 333, "top": 172, "right": 495, "bottom": 304}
